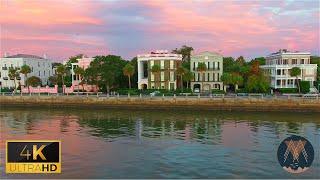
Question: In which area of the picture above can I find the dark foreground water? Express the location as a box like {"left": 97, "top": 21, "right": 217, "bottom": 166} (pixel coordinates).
{"left": 0, "top": 107, "right": 319, "bottom": 179}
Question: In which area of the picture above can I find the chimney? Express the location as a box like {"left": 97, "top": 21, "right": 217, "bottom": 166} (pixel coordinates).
{"left": 43, "top": 53, "right": 47, "bottom": 59}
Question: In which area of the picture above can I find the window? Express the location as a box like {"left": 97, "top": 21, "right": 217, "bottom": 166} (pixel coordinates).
{"left": 161, "top": 82, "right": 165, "bottom": 89}
{"left": 213, "top": 62, "right": 215, "bottom": 69}
{"left": 292, "top": 59, "right": 297, "bottom": 64}
{"left": 38, "top": 71, "right": 40, "bottom": 76}
{"left": 161, "top": 71, "right": 164, "bottom": 81}
{"left": 170, "top": 71, "right": 174, "bottom": 81}
{"left": 213, "top": 73, "right": 215, "bottom": 81}
{"left": 277, "top": 80, "right": 281, "bottom": 86}
{"left": 283, "top": 59, "right": 288, "bottom": 64}
{"left": 207, "top": 73, "right": 210, "bottom": 81}
{"left": 44, "top": 70, "right": 45, "bottom": 76}
{"left": 217, "top": 62, "right": 220, "bottom": 70}
{"left": 170, "top": 60, "right": 174, "bottom": 69}
{"left": 277, "top": 69, "right": 281, "bottom": 75}
{"left": 301, "top": 59, "right": 305, "bottom": 64}
{"left": 207, "top": 62, "right": 210, "bottom": 69}
{"left": 217, "top": 73, "right": 220, "bottom": 81}
{"left": 198, "top": 73, "right": 200, "bottom": 81}
{"left": 73, "top": 75, "right": 77, "bottom": 80}
{"left": 193, "top": 62, "right": 196, "bottom": 70}
{"left": 38, "top": 62, "right": 40, "bottom": 67}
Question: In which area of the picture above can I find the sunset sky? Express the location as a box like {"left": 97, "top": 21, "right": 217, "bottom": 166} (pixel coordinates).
{"left": 1, "top": 0, "right": 319, "bottom": 61}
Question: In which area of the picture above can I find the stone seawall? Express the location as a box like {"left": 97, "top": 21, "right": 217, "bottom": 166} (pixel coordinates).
{"left": 0, "top": 96, "right": 320, "bottom": 112}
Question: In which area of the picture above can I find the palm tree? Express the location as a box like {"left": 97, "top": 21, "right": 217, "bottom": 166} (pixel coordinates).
{"left": 20, "top": 64, "right": 31, "bottom": 93}
{"left": 183, "top": 70, "right": 194, "bottom": 89}
{"left": 290, "top": 67, "right": 302, "bottom": 93}
{"left": 231, "top": 73, "right": 244, "bottom": 91}
{"left": 123, "top": 63, "right": 135, "bottom": 89}
{"left": 56, "top": 64, "right": 67, "bottom": 87}
{"left": 74, "top": 66, "right": 85, "bottom": 92}
{"left": 176, "top": 67, "right": 187, "bottom": 90}
{"left": 8, "top": 67, "right": 20, "bottom": 93}
{"left": 196, "top": 62, "right": 207, "bottom": 92}
{"left": 221, "top": 73, "right": 232, "bottom": 92}
{"left": 151, "top": 64, "right": 161, "bottom": 89}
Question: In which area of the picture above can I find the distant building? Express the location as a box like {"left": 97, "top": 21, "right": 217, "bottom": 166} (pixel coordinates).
{"left": 0, "top": 54, "right": 53, "bottom": 88}
{"left": 137, "top": 50, "right": 182, "bottom": 90}
{"left": 260, "top": 50, "right": 317, "bottom": 89}
{"left": 190, "top": 51, "right": 223, "bottom": 91}
{"left": 71, "top": 56, "right": 95, "bottom": 91}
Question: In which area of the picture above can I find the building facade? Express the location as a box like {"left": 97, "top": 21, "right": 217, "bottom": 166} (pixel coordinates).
{"left": 0, "top": 54, "right": 53, "bottom": 88}
{"left": 71, "top": 57, "right": 96, "bottom": 91}
{"left": 190, "top": 51, "right": 223, "bottom": 91}
{"left": 260, "top": 50, "right": 317, "bottom": 89}
{"left": 137, "top": 50, "right": 182, "bottom": 90}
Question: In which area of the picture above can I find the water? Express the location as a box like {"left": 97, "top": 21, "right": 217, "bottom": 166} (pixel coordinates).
{"left": 0, "top": 107, "right": 319, "bottom": 178}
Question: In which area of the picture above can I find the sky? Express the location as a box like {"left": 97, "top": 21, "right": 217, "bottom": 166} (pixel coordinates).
{"left": 0, "top": 0, "right": 319, "bottom": 62}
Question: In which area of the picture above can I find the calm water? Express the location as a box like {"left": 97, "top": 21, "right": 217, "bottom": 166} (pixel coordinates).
{"left": 0, "top": 107, "right": 319, "bottom": 179}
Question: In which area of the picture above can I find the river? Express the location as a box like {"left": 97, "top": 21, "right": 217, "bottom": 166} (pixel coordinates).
{"left": 0, "top": 107, "right": 319, "bottom": 178}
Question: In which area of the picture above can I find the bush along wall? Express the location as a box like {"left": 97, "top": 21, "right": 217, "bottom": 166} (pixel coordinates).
{"left": 278, "top": 88, "right": 298, "bottom": 94}
{"left": 300, "top": 81, "right": 310, "bottom": 94}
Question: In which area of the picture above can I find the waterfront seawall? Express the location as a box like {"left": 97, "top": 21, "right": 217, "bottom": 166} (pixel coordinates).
{"left": 1, "top": 95, "right": 320, "bottom": 112}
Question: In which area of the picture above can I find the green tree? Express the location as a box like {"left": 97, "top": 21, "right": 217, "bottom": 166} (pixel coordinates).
{"left": 74, "top": 66, "right": 85, "bottom": 92}
{"left": 151, "top": 64, "right": 161, "bottom": 89}
{"left": 48, "top": 75, "right": 58, "bottom": 86}
{"left": 172, "top": 45, "right": 194, "bottom": 62}
{"left": 232, "top": 74, "right": 244, "bottom": 90}
{"left": 177, "top": 67, "right": 187, "bottom": 90}
{"left": 92, "top": 55, "right": 127, "bottom": 93}
{"left": 182, "top": 70, "right": 194, "bottom": 89}
{"left": 236, "top": 56, "right": 246, "bottom": 66}
{"left": 290, "top": 67, "right": 302, "bottom": 93}
{"left": 56, "top": 64, "right": 68, "bottom": 87}
{"left": 27, "top": 76, "right": 42, "bottom": 87}
{"left": 246, "top": 74, "right": 270, "bottom": 93}
{"left": 123, "top": 63, "right": 135, "bottom": 89}
{"left": 8, "top": 67, "right": 20, "bottom": 92}
{"left": 65, "top": 54, "right": 84, "bottom": 68}
{"left": 310, "top": 56, "right": 320, "bottom": 81}
{"left": 196, "top": 62, "right": 207, "bottom": 92}
{"left": 223, "top": 57, "right": 235, "bottom": 73}
{"left": 20, "top": 64, "right": 31, "bottom": 88}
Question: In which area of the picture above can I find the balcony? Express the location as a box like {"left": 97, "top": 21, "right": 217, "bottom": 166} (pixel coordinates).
{"left": 2, "top": 67, "right": 8, "bottom": 70}
{"left": 3, "top": 77, "right": 8, "bottom": 80}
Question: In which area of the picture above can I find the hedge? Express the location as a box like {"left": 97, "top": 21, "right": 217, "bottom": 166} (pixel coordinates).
{"left": 211, "top": 89, "right": 225, "bottom": 94}
{"left": 278, "top": 88, "right": 298, "bottom": 94}
{"left": 300, "top": 81, "right": 310, "bottom": 94}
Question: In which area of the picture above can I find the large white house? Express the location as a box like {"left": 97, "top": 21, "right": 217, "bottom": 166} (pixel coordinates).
{"left": 0, "top": 54, "right": 53, "bottom": 88}
{"left": 260, "top": 50, "right": 317, "bottom": 89}
{"left": 137, "top": 50, "right": 182, "bottom": 90}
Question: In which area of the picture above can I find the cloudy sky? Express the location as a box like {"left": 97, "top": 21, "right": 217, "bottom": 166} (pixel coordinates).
{"left": 0, "top": 0, "right": 319, "bottom": 61}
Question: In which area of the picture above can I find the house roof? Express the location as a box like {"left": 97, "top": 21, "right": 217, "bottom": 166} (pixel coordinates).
{"left": 5, "top": 54, "right": 45, "bottom": 59}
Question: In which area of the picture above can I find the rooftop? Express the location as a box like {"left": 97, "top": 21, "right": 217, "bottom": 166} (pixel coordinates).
{"left": 4, "top": 54, "right": 46, "bottom": 59}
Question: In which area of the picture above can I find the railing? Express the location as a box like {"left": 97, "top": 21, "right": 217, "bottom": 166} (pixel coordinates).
{"left": 2, "top": 92, "right": 319, "bottom": 101}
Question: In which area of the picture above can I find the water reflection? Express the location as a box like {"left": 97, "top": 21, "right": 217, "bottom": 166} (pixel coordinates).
{"left": 0, "top": 107, "right": 319, "bottom": 178}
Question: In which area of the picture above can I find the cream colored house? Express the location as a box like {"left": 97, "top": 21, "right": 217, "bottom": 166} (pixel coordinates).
{"left": 190, "top": 51, "right": 223, "bottom": 92}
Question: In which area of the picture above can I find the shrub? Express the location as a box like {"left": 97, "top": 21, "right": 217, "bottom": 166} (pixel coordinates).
{"left": 236, "top": 88, "right": 247, "bottom": 93}
{"left": 300, "top": 81, "right": 310, "bottom": 94}
{"left": 0, "top": 87, "right": 11, "bottom": 92}
{"left": 315, "top": 81, "right": 320, "bottom": 90}
{"left": 278, "top": 88, "right": 298, "bottom": 94}
{"left": 117, "top": 88, "right": 139, "bottom": 95}
{"left": 211, "top": 89, "right": 225, "bottom": 94}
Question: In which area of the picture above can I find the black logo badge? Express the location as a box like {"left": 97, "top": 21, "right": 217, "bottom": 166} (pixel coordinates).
{"left": 6, "top": 140, "right": 61, "bottom": 173}
{"left": 277, "top": 135, "right": 314, "bottom": 173}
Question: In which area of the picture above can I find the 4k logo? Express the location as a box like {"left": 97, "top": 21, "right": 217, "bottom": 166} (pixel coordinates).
{"left": 6, "top": 140, "right": 61, "bottom": 173}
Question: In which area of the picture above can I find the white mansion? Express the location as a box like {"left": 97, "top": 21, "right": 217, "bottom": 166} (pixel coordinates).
{"left": 0, "top": 54, "right": 53, "bottom": 88}
{"left": 260, "top": 50, "right": 317, "bottom": 89}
